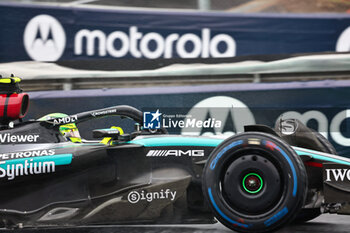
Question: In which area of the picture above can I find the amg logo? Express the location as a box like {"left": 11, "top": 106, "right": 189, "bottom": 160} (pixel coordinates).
{"left": 325, "top": 169, "right": 350, "bottom": 182}
{"left": 146, "top": 150, "right": 204, "bottom": 157}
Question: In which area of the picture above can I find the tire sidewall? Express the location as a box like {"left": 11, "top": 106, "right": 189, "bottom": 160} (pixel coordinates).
{"left": 203, "top": 132, "right": 307, "bottom": 232}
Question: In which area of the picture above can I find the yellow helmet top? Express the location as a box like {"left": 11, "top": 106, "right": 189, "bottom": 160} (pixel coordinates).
{"left": 0, "top": 77, "right": 21, "bottom": 84}
{"left": 59, "top": 123, "right": 82, "bottom": 143}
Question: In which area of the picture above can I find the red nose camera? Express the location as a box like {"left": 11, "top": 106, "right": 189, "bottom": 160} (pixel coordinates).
{"left": 0, "top": 76, "right": 29, "bottom": 126}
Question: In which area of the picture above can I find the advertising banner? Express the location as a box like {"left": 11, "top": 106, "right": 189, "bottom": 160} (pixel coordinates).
{"left": 26, "top": 80, "right": 350, "bottom": 157}
{"left": 1, "top": 3, "right": 350, "bottom": 62}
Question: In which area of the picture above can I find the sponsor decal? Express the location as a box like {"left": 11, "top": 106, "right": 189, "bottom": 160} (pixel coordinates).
{"left": 336, "top": 26, "right": 350, "bottom": 52}
{"left": 0, "top": 149, "right": 55, "bottom": 161}
{"left": 325, "top": 169, "right": 350, "bottom": 182}
{"left": 23, "top": 15, "right": 236, "bottom": 61}
{"left": 278, "top": 119, "right": 297, "bottom": 136}
{"left": 323, "top": 164, "right": 350, "bottom": 203}
{"left": 0, "top": 159, "right": 55, "bottom": 180}
{"left": 91, "top": 109, "right": 117, "bottom": 117}
{"left": 52, "top": 115, "right": 78, "bottom": 126}
{"left": 23, "top": 14, "right": 66, "bottom": 61}
{"left": 0, "top": 133, "right": 40, "bottom": 143}
{"left": 277, "top": 109, "right": 350, "bottom": 146}
{"left": 143, "top": 110, "right": 162, "bottom": 129}
{"left": 127, "top": 189, "right": 177, "bottom": 204}
{"left": 146, "top": 149, "right": 204, "bottom": 157}
{"left": 0, "top": 153, "right": 72, "bottom": 180}
{"left": 277, "top": 111, "right": 328, "bottom": 138}
{"left": 74, "top": 27, "right": 236, "bottom": 59}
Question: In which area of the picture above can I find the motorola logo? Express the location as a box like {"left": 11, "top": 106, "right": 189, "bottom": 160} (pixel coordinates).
{"left": 23, "top": 15, "right": 235, "bottom": 61}
{"left": 336, "top": 26, "right": 350, "bottom": 52}
{"left": 23, "top": 14, "right": 66, "bottom": 61}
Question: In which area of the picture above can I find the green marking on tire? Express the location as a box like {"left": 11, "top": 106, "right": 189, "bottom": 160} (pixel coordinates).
{"left": 242, "top": 173, "right": 263, "bottom": 194}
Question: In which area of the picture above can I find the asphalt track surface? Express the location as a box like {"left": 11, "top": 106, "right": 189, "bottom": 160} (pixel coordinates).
{"left": 2, "top": 214, "right": 350, "bottom": 233}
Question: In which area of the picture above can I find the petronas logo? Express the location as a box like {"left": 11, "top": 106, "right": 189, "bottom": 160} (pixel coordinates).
{"left": 24, "top": 14, "right": 66, "bottom": 61}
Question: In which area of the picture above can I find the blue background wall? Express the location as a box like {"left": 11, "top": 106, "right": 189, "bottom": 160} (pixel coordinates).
{"left": 1, "top": 3, "right": 350, "bottom": 62}
{"left": 26, "top": 80, "right": 350, "bottom": 157}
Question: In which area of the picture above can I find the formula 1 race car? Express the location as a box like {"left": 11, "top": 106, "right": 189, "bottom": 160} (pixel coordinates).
{"left": 1, "top": 76, "right": 350, "bottom": 233}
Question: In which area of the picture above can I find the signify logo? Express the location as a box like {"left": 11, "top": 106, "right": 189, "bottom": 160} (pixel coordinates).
{"left": 127, "top": 189, "right": 177, "bottom": 204}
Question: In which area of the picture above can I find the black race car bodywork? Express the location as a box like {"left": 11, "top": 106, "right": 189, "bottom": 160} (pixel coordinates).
{"left": 1, "top": 79, "right": 350, "bottom": 232}
{"left": 0, "top": 105, "right": 226, "bottom": 228}
{"left": 0, "top": 105, "right": 219, "bottom": 227}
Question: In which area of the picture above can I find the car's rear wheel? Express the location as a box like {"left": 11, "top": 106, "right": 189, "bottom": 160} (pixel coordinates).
{"left": 202, "top": 132, "right": 307, "bottom": 233}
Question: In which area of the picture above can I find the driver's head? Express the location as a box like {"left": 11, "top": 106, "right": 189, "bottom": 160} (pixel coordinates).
{"left": 38, "top": 113, "right": 82, "bottom": 143}
{"left": 59, "top": 123, "right": 82, "bottom": 143}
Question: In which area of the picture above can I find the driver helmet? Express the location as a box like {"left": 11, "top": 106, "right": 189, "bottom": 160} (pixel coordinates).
{"left": 38, "top": 113, "right": 82, "bottom": 143}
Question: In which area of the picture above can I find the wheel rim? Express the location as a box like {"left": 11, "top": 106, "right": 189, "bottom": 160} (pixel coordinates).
{"left": 221, "top": 150, "right": 284, "bottom": 215}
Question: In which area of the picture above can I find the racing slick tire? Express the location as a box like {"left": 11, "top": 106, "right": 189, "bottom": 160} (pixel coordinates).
{"left": 202, "top": 132, "right": 307, "bottom": 233}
